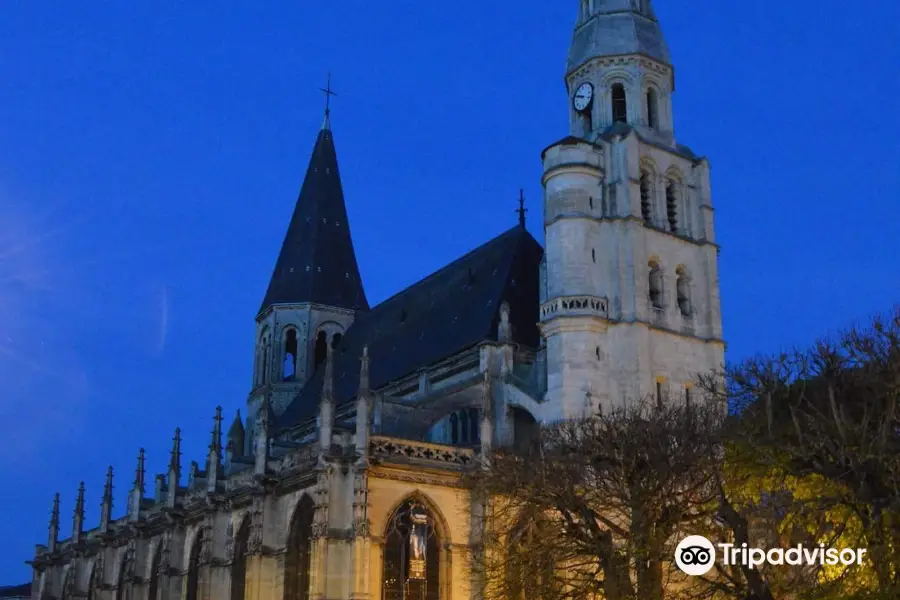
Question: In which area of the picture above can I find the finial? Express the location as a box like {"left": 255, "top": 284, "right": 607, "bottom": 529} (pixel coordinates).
{"left": 169, "top": 428, "right": 182, "bottom": 476}
{"left": 134, "top": 448, "right": 146, "bottom": 492}
{"left": 48, "top": 492, "right": 60, "bottom": 551}
{"left": 228, "top": 410, "right": 245, "bottom": 457}
{"left": 100, "top": 466, "right": 114, "bottom": 533}
{"left": 516, "top": 189, "right": 527, "bottom": 228}
{"left": 209, "top": 406, "right": 223, "bottom": 456}
{"left": 72, "top": 482, "right": 85, "bottom": 543}
{"left": 320, "top": 72, "right": 337, "bottom": 130}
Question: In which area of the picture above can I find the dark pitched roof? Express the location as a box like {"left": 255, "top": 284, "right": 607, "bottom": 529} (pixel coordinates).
{"left": 259, "top": 122, "right": 369, "bottom": 314}
{"left": 277, "top": 225, "right": 544, "bottom": 431}
{"left": 0, "top": 583, "right": 30, "bottom": 597}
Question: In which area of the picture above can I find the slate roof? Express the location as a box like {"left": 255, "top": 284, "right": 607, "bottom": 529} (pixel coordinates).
{"left": 567, "top": 0, "right": 670, "bottom": 73}
{"left": 259, "top": 121, "right": 369, "bottom": 314}
{"left": 276, "top": 225, "right": 544, "bottom": 431}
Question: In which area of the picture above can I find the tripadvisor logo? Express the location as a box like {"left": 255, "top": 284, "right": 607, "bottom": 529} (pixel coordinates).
{"left": 674, "top": 535, "right": 868, "bottom": 576}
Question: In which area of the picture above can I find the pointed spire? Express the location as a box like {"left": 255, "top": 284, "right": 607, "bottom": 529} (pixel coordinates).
{"left": 228, "top": 410, "right": 245, "bottom": 458}
{"left": 100, "top": 466, "right": 114, "bottom": 533}
{"left": 48, "top": 493, "right": 60, "bottom": 552}
{"left": 355, "top": 345, "right": 371, "bottom": 457}
{"left": 568, "top": 0, "right": 669, "bottom": 73}
{"left": 319, "top": 346, "right": 335, "bottom": 455}
{"left": 72, "top": 482, "right": 85, "bottom": 544}
{"left": 258, "top": 103, "right": 369, "bottom": 314}
{"left": 130, "top": 448, "right": 145, "bottom": 521}
{"left": 207, "top": 406, "right": 223, "bottom": 493}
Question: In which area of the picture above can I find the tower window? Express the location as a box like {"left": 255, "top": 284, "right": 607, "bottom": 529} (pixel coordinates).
{"left": 331, "top": 332, "right": 343, "bottom": 349}
{"left": 656, "top": 381, "right": 664, "bottom": 409}
{"left": 283, "top": 328, "right": 298, "bottom": 381}
{"left": 611, "top": 83, "right": 627, "bottom": 123}
{"left": 647, "top": 88, "right": 659, "bottom": 129}
{"left": 640, "top": 172, "right": 653, "bottom": 225}
{"left": 676, "top": 267, "right": 691, "bottom": 316}
{"left": 469, "top": 408, "right": 479, "bottom": 443}
{"left": 649, "top": 262, "right": 663, "bottom": 310}
{"left": 685, "top": 386, "right": 692, "bottom": 407}
{"left": 450, "top": 413, "right": 459, "bottom": 444}
{"left": 666, "top": 182, "right": 679, "bottom": 233}
{"left": 592, "top": 248, "right": 596, "bottom": 263}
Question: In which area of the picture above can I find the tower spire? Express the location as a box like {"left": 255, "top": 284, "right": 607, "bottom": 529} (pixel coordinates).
{"left": 258, "top": 99, "right": 368, "bottom": 314}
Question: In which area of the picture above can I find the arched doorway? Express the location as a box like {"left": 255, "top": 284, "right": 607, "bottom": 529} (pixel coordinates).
{"left": 283, "top": 495, "right": 314, "bottom": 600}
{"left": 231, "top": 519, "right": 251, "bottom": 600}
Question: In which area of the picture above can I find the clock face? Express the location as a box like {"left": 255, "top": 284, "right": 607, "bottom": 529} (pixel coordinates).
{"left": 573, "top": 82, "right": 594, "bottom": 112}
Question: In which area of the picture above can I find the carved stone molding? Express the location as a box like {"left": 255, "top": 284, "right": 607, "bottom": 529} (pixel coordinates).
{"left": 369, "top": 437, "right": 475, "bottom": 466}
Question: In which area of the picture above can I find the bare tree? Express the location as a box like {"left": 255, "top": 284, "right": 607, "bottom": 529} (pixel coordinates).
{"left": 470, "top": 399, "right": 727, "bottom": 600}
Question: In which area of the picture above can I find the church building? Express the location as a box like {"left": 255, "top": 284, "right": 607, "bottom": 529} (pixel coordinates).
{"left": 22, "top": 1, "right": 724, "bottom": 598}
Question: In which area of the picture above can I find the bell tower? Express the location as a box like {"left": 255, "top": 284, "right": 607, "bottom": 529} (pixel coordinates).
{"left": 246, "top": 94, "right": 368, "bottom": 452}
{"left": 538, "top": 0, "right": 724, "bottom": 420}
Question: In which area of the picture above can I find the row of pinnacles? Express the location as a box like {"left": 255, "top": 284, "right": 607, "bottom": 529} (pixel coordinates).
{"left": 29, "top": 341, "right": 394, "bottom": 600}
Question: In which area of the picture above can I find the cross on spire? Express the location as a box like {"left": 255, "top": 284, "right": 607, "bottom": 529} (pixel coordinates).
{"left": 320, "top": 72, "right": 337, "bottom": 118}
{"left": 516, "top": 189, "right": 528, "bottom": 228}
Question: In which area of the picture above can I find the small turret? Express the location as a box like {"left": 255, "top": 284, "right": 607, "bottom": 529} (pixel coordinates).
{"left": 47, "top": 493, "right": 60, "bottom": 552}
{"left": 100, "top": 466, "right": 113, "bottom": 533}
{"left": 227, "top": 410, "right": 245, "bottom": 457}
{"left": 72, "top": 482, "right": 85, "bottom": 545}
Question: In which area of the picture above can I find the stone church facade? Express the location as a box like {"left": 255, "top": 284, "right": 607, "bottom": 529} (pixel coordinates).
{"left": 22, "top": 1, "right": 724, "bottom": 598}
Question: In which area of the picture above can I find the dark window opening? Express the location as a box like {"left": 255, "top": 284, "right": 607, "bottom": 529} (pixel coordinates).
{"left": 656, "top": 381, "right": 664, "bottom": 409}
{"left": 511, "top": 408, "right": 539, "bottom": 455}
{"left": 596, "top": 347, "right": 601, "bottom": 360}
{"left": 647, "top": 88, "right": 659, "bottom": 129}
{"left": 666, "top": 182, "right": 679, "bottom": 233}
{"left": 331, "top": 332, "right": 342, "bottom": 349}
{"left": 459, "top": 410, "right": 469, "bottom": 444}
{"left": 185, "top": 530, "right": 203, "bottom": 600}
{"left": 147, "top": 546, "right": 161, "bottom": 600}
{"left": 261, "top": 338, "right": 269, "bottom": 385}
{"left": 685, "top": 386, "right": 692, "bottom": 408}
{"left": 611, "top": 83, "right": 627, "bottom": 123}
{"left": 283, "top": 329, "right": 298, "bottom": 381}
{"left": 314, "top": 331, "right": 328, "bottom": 372}
{"left": 231, "top": 521, "right": 250, "bottom": 600}
{"left": 592, "top": 248, "right": 596, "bottom": 263}
{"left": 450, "top": 413, "right": 459, "bottom": 444}
{"left": 676, "top": 268, "right": 691, "bottom": 316}
{"left": 640, "top": 173, "right": 652, "bottom": 225}
{"left": 469, "top": 408, "right": 479, "bottom": 443}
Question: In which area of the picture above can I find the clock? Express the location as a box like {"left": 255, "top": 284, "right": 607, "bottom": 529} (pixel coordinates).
{"left": 573, "top": 82, "right": 594, "bottom": 112}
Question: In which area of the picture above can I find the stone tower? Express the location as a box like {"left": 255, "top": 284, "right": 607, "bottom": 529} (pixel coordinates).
{"left": 246, "top": 109, "right": 369, "bottom": 453}
{"left": 539, "top": 0, "right": 724, "bottom": 420}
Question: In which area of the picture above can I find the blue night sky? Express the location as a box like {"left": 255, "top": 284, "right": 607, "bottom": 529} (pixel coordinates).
{"left": 1, "top": 0, "right": 898, "bottom": 584}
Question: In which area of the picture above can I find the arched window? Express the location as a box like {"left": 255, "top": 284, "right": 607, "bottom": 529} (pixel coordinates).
{"left": 450, "top": 413, "right": 459, "bottom": 444}
{"left": 511, "top": 408, "right": 539, "bottom": 454}
{"left": 147, "top": 544, "right": 162, "bottom": 600}
{"left": 284, "top": 495, "right": 314, "bottom": 600}
{"left": 666, "top": 181, "right": 679, "bottom": 233}
{"left": 185, "top": 530, "right": 203, "bottom": 600}
{"left": 261, "top": 335, "right": 270, "bottom": 386}
{"left": 611, "top": 83, "right": 627, "bottom": 123}
{"left": 649, "top": 262, "right": 663, "bottom": 310}
{"left": 231, "top": 519, "right": 251, "bottom": 600}
{"left": 647, "top": 88, "right": 659, "bottom": 129}
{"left": 676, "top": 267, "right": 691, "bottom": 316}
{"left": 468, "top": 408, "right": 479, "bottom": 443}
{"left": 87, "top": 562, "right": 99, "bottom": 600}
{"left": 283, "top": 328, "right": 298, "bottom": 381}
{"left": 313, "top": 331, "right": 328, "bottom": 372}
{"left": 382, "top": 500, "right": 441, "bottom": 600}
{"left": 639, "top": 172, "right": 653, "bottom": 225}
{"left": 331, "top": 332, "right": 343, "bottom": 349}
{"left": 459, "top": 410, "right": 469, "bottom": 444}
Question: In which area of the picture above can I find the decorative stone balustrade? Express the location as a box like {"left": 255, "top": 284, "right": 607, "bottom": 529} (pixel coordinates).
{"left": 369, "top": 436, "right": 475, "bottom": 466}
{"left": 540, "top": 295, "right": 609, "bottom": 320}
